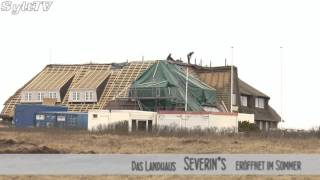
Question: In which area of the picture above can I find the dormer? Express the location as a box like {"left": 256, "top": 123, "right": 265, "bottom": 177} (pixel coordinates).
{"left": 238, "top": 79, "right": 270, "bottom": 108}
{"left": 20, "top": 69, "right": 75, "bottom": 103}
{"left": 68, "top": 70, "right": 111, "bottom": 102}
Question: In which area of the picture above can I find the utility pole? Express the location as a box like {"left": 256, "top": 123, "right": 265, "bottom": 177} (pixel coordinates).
{"left": 230, "top": 46, "right": 234, "bottom": 112}
{"left": 185, "top": 52, "right": 194, "bottom": 112}
{"left": 280, "top": 46, "right": 284, "bottom": 129}
{"left": 185, "top": 67, "right": 189, "bottom": 112}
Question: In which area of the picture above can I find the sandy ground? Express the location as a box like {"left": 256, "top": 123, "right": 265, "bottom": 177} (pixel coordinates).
{"left": 0, "top": 128, "right": 319, "bottom": 179}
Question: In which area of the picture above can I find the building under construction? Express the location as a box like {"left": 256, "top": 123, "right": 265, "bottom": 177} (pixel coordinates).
{"left": 1, "top": 59, "right": 280, "bottom": 130}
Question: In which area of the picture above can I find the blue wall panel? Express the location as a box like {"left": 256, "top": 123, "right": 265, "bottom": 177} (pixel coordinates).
{"left": 35, "top": 112, "right": 88, "bottom": 130}
{"left": 14, "top": 104, "right": 68, "bottom": 128}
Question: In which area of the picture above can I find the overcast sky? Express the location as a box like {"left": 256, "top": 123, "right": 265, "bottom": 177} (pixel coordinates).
{"left": 0, "top": 0, "right": 319, "bottom": 129}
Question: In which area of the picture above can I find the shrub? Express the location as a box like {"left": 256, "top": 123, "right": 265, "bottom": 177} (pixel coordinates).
{"left": 238, "top": 121, "right": 259, "bottom": 132}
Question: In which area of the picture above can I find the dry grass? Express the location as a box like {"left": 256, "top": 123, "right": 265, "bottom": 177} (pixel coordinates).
{"left": 0, "top": 128, "right": 319, "bottom": 179}
{"left": 0, "top": 128, "right": 319, "bottom": 154}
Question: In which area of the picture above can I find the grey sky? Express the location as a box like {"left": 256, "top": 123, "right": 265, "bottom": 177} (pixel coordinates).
{"left": 0, "top": 0, "right": 319, "bottom": 129}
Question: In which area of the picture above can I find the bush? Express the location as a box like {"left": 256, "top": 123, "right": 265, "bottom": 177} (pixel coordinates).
{"left": 238, "top": 121, "right": 259, "bottom": 132}
{"left": 91, "top": 121, "right": 129, "bottom": 135}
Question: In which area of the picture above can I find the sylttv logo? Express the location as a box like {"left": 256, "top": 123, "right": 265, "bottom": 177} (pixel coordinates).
{"left": 0, "top": 1, "right": 53, "bottom": 15}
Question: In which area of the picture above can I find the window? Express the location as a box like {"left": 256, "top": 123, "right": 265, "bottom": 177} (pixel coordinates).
{"left": 36, "top": 114, "right": 45, "bottom": 120}
{"left": 232, "top": 93, "right": 236, "bottom": 105}
{"left": 68, "top": 119, "right": 76, "bottom": 127}
{"left": 241, "top": 96, "right": 248, "bottom": 107}
{"left": 25, "top": 93, "right": 32, "bottom": 101}
{"left": 90, "top": 92, "right": 93, "bottom": 100}
{"left": 46, "top": 115, "right": 56, "bottom": 121}
{"left": 85, "top": 92, "right": 89, "bottom": 101}
{"left": 46, "top": 122, "right": 54, "bottom": 128}
{"left": 72, "top": 92, "right": 80, "bottom": 101}
{"left": 37, "top": 92, "right": 44, "bottom": 101}
{"left": 49, "top": 92, "right": 57, "bottom": 99}
{"left": 258, "top": 121, "right": 263, "bottom": 130}
{"left": 255, "top": 97, "right": 265, "bottom": 108}
{"left": 85, "top": 91, "right": 94, "bottom": 101}
{"left": 57, "top": 115, "right": 66, "bottom": 122}
{"left": 67, "top": 115, "right": 77, "bottom": 127}
{"left": 93, "top": 114, "right": 98, "bottom": 118}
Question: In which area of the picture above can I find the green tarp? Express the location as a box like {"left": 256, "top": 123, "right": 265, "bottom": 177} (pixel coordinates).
{"left": 131, "top": 60, "right": 216, "bottom": 111}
